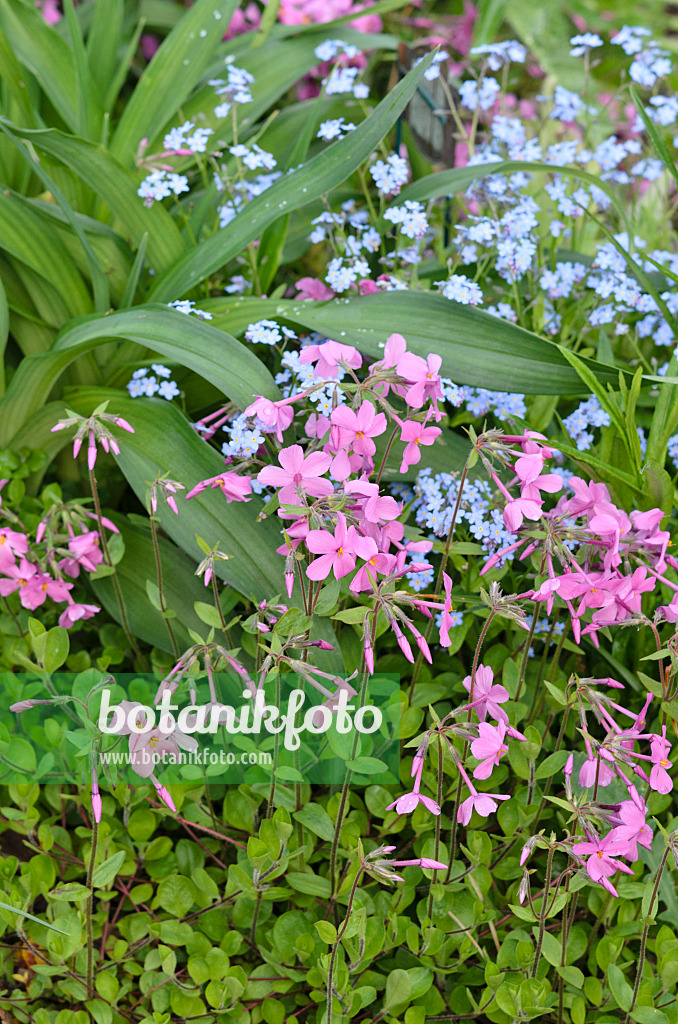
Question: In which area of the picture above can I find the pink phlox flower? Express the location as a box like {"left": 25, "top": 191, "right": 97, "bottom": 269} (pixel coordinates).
{"left": 299, "top": 340, "right": 362, "bottom": 379}
{"left": 572, "top": 833, "right": 634, "bottom": 896}
{"left": 462, "top": 664, "right": 509, "bottom": 723}
{"left": 306, "top": 412, "right": 330, "bottom": 439}
{"left": 258, "top": 444, "right": 333, "bottom": 503}
{"left": 0, "top": 527, "right": 29, "bottom": 569}
{"left": 608, "top": 798, "right": 653, "bottom": 861}
{"left": 471, "top": 721, "right": 508, "bottom": 779}
{"left": 650, "top": 727, "right": 673, "bottom": 794}
{"left": 59, "top": 599, "right": 100, "bottom": 628}
{"left": 244, "top": 396, "right": 294, "bottom": 442}
{"left": 186, "top": 471, "right": 252, "bottom": 503}
{"left": 61, "top": 531, "right": 104, "bottom": 577}
{"left": 399, "top": 420, "right": 441, "bottom": 472}
{"left": 386, "top": 757, "right": 441, "bottom": 816}
{"left": 457, "top": 788, "right": 510, "bottom": 825}
{"left": 330, "top": 400, "right": 387, "bottom": 456}
{"left": 125, "top": 712, "right": 198, "bottom": 779}
{"left": 578, "top": 745, "right": 616, "bottom": 788}
{"left": 396, "top": 351, "right": 443, "bottom": 416}
{"left": 295, "top": 277, "right": 335, "bottom": 300}
{"left": 350, "top": 534, "right": 394, "bottom": 592}
{"left": 628, "top": 508, "right": 669, "bottom": 572}
{"left": 0, "top": 559, "right": 72, "bottom": 609}
{"left": 503, "top": 493, "right": 543, "bottom": 533}
{"left": 564, "top": 477, "right": 617, "bottom": 519}
{"left": 306, "top": 513, "right": 357, "bottom": 580}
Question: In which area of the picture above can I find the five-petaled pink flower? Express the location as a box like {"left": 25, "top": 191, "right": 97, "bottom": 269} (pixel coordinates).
{"left": 650, "top": 727, "right": 673, "bottom": 794}
{"left": 0, "top": 559, "right": 72, "bottom": 609}
{"left": 299, "top": 340, "right": 362, "bottom": 379}
{"left": 572, "top": 833, "right": 635, "bottom": 896}
{"left": 258, "top": 445, "right": 333, "bottom": 504}
{"left": 462, "top": 664, "right": 509, "bottom": 724}
{"left": 306, "top": 513, "right": 356, "bottom": 581}
{"left": 330, "top": 400, "right": 387, "bottom": 457}
{"left": 471, "top": 722, "right": 508, "bottom": 779}
{"left": 399, "top": 420, "right": 441, "bottom": 472}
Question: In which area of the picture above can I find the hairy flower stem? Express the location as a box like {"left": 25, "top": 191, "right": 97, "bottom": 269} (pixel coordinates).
{"left": 407, "top": 462, "right": 470, "bottom": 702}
{"left": 88, "top": 468, "right": 144, "bottom": 666}
{"left": 531, "top": 845, "right": 555, "bottom": 978}
{"left": 326, "top": 866, "right": 365, "bottom": 1024}
{"left": 557, "top": 870, "right": 573, "bottom": 1024}
{"left": 266, "top": 672, "right": 282, "bottom": 818}
{"left": 329, "top": 621, "right": 377, "bottom": 895}
{"left": 527, "top": 621, "right": 570, "bottom": 727}
{"left": 514, "top": 603, "right": 541, "bottom": 704}
{"left": 625, "top": 847, "right": 669, "bottom": 1022}
{"left": 426, "top": 736, "right": 445, "bottom": 920}
{"left": 149, "top": 515, "right": 179, "bottom": 659}
{"left": 211, "top": 574, "right": 233, "bottom": 648}
{"left": 533, "top": 704, "right": 570, "bottom": 825}
{"left": 85, "top": 817, "right": 99, "bottom": 998}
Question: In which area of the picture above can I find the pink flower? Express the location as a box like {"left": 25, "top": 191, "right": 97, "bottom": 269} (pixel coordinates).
{"left": 0, "top": 528, "right": 28, "bottom": 569}
{"left": 306, "top": 513, "right": 356, "bottom": 580}
{"left": 185, "top": 471, "right": 252, "bottom": 503}
{"left": 58, "top": 600, "right": 100, "bottom": 629}
{"left": 299, "top": 340, "right": 362, "bottom": 379}
{"left": 295, "top": 277, "right": 335, "bottom": 300}
{"left": 579, "top": 752, "right": 615, "bottom": 788}
{"left": 60, "top": 531, "right": 103, "bottom": 577}
{"left": 0, "top": 559, "right": 72, "bottom": 609}
{"left": 386, "top": 758, "right": 440, "bottom": 816}
{"left": 330, "top": 401, "right": 387, "bottom": 457}
{"left": 609, "top": 798, "right": 653, "bottom": 861}
{"left": 650, "top": 727, "right": 673, "bottom": 794}
{"left": 462, "top": 664, "right": 509, "bottom": 723}
{"left": 396, "top": 352, "right": 443, "bottom": 412}
{"left": 572, "top": 833, "right": 634, "bottom": 896}
{"left": 438, "top": 572, "right": 455, "bottom": 647}
{"left": 244, "top": 396, "right": 294, "bottom": 442}
{"left": 258, "top": 445, "right": 333, "bottom": 504}
{"left": 349, "top": 535, "right": 394, "bottom": 592}
{"left": 470, "top": 722, "right": 508, "bottom": 779}
{"left": 399, "top": 420, "right": 441, "bottom": 472}
{"left": 458, "top": 789, "right": 510, "bottom": 825}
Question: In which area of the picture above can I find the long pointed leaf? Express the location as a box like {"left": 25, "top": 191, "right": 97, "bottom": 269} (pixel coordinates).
{"left": 0, "top": 307, "right": 277, "bottom": 445}
{"left": 111, "top": 0, "right": 238, "bottom": 163}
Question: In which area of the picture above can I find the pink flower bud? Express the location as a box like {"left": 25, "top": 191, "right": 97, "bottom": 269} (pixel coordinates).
{"left": 10, "top": 699, "right": 52, "bottom": 712}
{"left": 88, "top": 431, "right": 97, "bottom": 471}
{"left": 115, "top": 418, "right": 135, "bottom": 433}
{"left": 156, "top": 784, "right": 176, "bottom": 812}
{"left": 91, "top": 791, "right": 102, "bottom": 823}
{"left": 73, "top": 437, "right": 83, "bottom": 459}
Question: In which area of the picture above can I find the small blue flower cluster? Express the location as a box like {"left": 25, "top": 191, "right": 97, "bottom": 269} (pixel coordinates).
{"left": 409, "top": 469, "right": 517, "bottom": 563}
{"left": 245, "top": 320, "right": 297, "bottom": 347}
{"left": 562, "top": 395, "right": 611, "bottom": 451}
{"left": 127, "top": 365, "right": 180, "bottom": 400}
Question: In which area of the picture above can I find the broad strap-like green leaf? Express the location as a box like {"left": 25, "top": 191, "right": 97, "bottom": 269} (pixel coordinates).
{"left": 2, "top": 123, "right": 184, "bottom": 274}
{"left": 91, "top": 513, "right": 230, "bottom": 653}
{"left": 206, "top": 292, "right": 626, "bottom": 395}
{"left": 0, "top": 307, "right": 278, "bottom": 446}
{"left": 0, "top": 0, "right": 102, "bottom": 136}
{"left": 111, "top": 0, "right": 239, "bottom": 163}
{"left": 147, "top": 50, "right": 436, "bottom": 301}
{"left": 65, "top": 391, "right": 284, "bottom": 601}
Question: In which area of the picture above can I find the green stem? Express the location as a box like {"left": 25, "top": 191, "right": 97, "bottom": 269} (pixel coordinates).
{"left": 514, "top": 603, "right": 541, "bottom": 704}
{"left": 89, "top": 468, "right": 144, "bottom": 667}
{"left": 150, "top": 515, "right": 179, "bottom": 659}
{"left": 626, "top": 848, "right": 669, "bottom": 1021}
{"left": 531, "top": 845, "right": 555, "bottom": 978}
{"left": 426, "top": 735, "right": 444, "bottom": 921}
{"left": 211, "top": 573, "right": 233, "bottom": 648}
{"left": 86, "top": 817, "right": 99, "bottom": 998}
{"left": 326, "top": 866, "right": 365, "bottom": 1024}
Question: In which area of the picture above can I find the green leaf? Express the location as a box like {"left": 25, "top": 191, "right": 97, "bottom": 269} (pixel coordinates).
{"left": 557, "top": 966, "right": 584, "bottom": 988}
{"left": 157, "top": 875, "right": 197, "bottom": 917}
{"left": 0, "top": 900, "right": 67, "bottom": 934}
{"left": 0, "top": 0, "right": 101, "bottom": 135}
{"left": 147, "top": 50, "right": 437, "bottom": 300}
{"left": 385, "top": 969, "right": 412, "bottom": 1010}
{"left": 534, "top": 751, "right": 570, "bottom": 781}
{"left": 2, "top": 124, "right": 184, "bottom": 273}
{"left": 0, "top": 307, "right": 277, "bottom": 445}
{"left": 293, "top": 803, "right": 335, "bottom": 842}
{"left": 314, "top": 920, "right": 337, "bottom": 944}
{"left": 48, "top": 882, "right": 91, "bottom": 901}
{"left": 285, "top": 871, "right": 331, "bottom": 898}
{"left": 630, "top": 1009, "right": 669, "bottom": 1024}
{"left": 629, "top": 86, "right": 678, "bottom": 190}
{"left": 346, "top": 757, "right": 388, "bottom": 775}
{"left": 607, "top": 964, "right": 632, "bottom": 1012}
{"left": 43, "top": 627, "right": 70, "bottom": 674}
{"left": 92, "top": 850, "right": 126, "bottom": 889}
{"left": 111, "top": 0, "right": 239, "bottom": 163}
{"left": 283, "top": 291, "right": 623, "bottom": 395}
